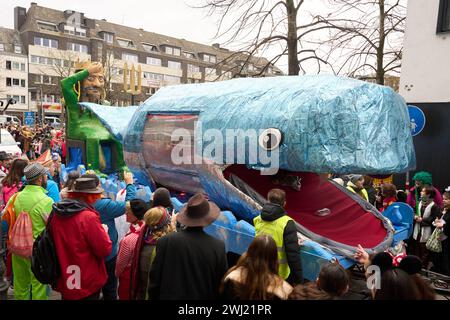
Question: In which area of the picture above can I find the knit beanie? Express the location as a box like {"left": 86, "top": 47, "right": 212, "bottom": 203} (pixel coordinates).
{"left": 412, "top": 171, "right": 432, "bottom": 186}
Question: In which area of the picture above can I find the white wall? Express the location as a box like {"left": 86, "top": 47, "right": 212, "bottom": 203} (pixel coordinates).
{"left": 0, "top": 53, "right": 29, "bottom": 111}
{"left": 400, "top": 0, "right": 450, "bottom": 103}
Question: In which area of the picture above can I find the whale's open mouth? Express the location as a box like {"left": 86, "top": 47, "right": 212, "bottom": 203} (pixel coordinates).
{"left": 223, "top": 164, "right": 391, "bottom": 249}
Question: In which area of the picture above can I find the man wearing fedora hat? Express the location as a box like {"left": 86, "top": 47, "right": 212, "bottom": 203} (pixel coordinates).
{"left": 83, "top": 172, "right": 136, "bottom": 300}
{"left": 6, "top": 163, "right": 54, "bottom": 300}
{"left": 50, "top": 177, "right": 112, "bottom": 300}
{"left": 148, "top": 193, "right": 228, "bottom": 300}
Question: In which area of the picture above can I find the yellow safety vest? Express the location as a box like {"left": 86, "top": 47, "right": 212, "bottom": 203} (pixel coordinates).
{"left": 346, "top": 185, "right": 369, "bottom": 202}
{"left": 253, "top": 215, "right": 293, "bottom": 280}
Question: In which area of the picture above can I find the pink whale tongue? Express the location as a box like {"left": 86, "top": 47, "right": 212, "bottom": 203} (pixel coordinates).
{"left": 223, "top": 165, "right": 387, "bottom": 248}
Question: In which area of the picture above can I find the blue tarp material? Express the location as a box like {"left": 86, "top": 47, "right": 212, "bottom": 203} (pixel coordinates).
{"left": 80, "top": 103, "right": 138, "bottom": 142}
{"left": 120, "top": 75, "right": 415, "bottom": 174}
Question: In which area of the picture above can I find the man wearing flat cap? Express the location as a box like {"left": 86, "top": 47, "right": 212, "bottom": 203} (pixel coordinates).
{"left": 5, "top": 163, "right": 54, "bottom": 300}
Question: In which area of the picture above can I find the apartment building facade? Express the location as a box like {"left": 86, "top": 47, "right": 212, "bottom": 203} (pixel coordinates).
{"left": 399, "top": 0, "right": 450, "bottom": 190}
{"left": 11, "top": 3, "right": 282, "bottom": 118}
{"left": 0, "top": 27, "right": 30, "bottom": 117}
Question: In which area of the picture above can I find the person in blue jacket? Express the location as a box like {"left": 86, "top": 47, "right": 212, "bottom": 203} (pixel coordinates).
{"left": 82, "top": 171, "right": 136, "bottom": 300}
{"left": 46, "top": 171, "right": 61, "bottom": 202}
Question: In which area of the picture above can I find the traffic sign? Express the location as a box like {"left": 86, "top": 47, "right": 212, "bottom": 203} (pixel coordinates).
{"left": 407, "top": 105, "right": 426, "bottom": 137}
{"left": 24, "top": 111, "right": 35, "bottom": 126}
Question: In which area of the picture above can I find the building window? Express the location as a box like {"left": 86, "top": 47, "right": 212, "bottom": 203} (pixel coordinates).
{"left": 67, "top": 42, "right": 88, "bottom": 53}
{"left": 142, "top": 43, "right": 158, "bottom": 52}
{"left": 223, "top": 71, "right": 233, "bottom": 79}
{"left": 21, "top": 79, "right": 26, "bottom": 87}
{"left": 38, "top": 21, "right": 58, "bottom": 32}
{"left": 14, "top": 45, "right": 22, "bottom": 54}
{"left": 437, "top": 0, "right": 450, "bottom": 33}
{"left": 187, "top": 64, "right": 200, "bottom": 73}
{"left": 205, "top": 67, "right": 217, "bottom": 76}
{"left": 117, "top": 38, "right": 135, "bottom": 49}
{"left": 21, "top": 96, "right": 26, "bottom": 104}
{"left": 103, "top": 33, "right": 114, "bottom": 43}
{"left": 34, "top": 37, "right": 58, "bottom": 49}
{"left": 146, "top": 57, "right": 161, "bottom": 66}
{"left": 187, "top": 78, "right": 200, "bottom": 84}
{"left": 76, "top": 28, "right": 86, "bottom": 37}
{"left": 143, "top": 72, "right": 163, "bottom": 81}
{"left": 183, "top": 52, "right": 196, "bottom": 59}
{"left": 6, "top": 61, "right": 11, "bottom": 70}
{"left": 110, "top": 67, "right": 120, "bottom": 76}
{"left": 64, "top": 25, "right": 75, "bottom": 35}
{"left": 43, "top": 94, "right": 56, "bottom": 103}
{"left": 168, "top": 61, "right": 181, "bottom": 69}
{"left": 122, "top": 53, "right": 139, "bottom": 63}
{"left": 30, "top": 92, "right": 37, "bottom": 101}
{"left": 37, "top": 75, "right": 58, "bottom": 85}
{"left": 7, "top": 95, "right": 21, "bottom": 103}
{"left": 6, "top": 78, "right": 11, "bottom": 87}
{"left": 247, "top": 64, "right": 256, "bottom": 72}
{"left": 64, "top": 25, "right": 86, "bottom": 37}
{"left": 202, "top": 54, "right": 216, "bottom": 63}
{"left": 164, "top": 46, "right": 181, "bottom": 56}
{"left": 63, "top": 60, "right": 74, "bottom": 68}
{"left": 164, "top": 75, "right": 181, "bottom": 84}
{"left": 0, "top": 43, "right": 4, "bottom": 51}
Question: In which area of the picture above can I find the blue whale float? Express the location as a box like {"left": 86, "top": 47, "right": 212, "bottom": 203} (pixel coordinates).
{"left": 71, "top": 75, "right": 416, "bottom": 280}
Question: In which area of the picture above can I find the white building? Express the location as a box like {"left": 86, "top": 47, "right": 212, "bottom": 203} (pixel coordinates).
{"left": 400, "top": 0, "right": 450, "bottom": 102}
{"left": 0, "top": 27, "right": 30, "bottom": 116}
{"left": 399, "top": 0, "right": 450, "bottom": 191}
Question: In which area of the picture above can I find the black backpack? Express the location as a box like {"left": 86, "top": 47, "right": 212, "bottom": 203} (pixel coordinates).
{"left": 31, "top": 211, "right": 61, "bottom": 286}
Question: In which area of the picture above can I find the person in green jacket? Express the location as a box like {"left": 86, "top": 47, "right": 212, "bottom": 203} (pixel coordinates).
{"left": 8, "top": 163, "right": 54, "bottom": 300}
{"left": 60, "top": 61, "right": 127, "bottom": 173}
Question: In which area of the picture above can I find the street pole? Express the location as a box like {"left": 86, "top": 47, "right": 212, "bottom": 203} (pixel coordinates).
{"left": 40, "top": 86, "right": 44, "bottom": 125}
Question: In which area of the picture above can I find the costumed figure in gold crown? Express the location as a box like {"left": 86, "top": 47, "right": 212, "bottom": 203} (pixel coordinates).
{"left": 60, "top": 61, "right": 127, "bottom": 173}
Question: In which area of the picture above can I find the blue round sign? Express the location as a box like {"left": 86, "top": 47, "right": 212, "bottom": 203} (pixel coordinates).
{"left": 407, "top": 105, "right": 426, "bottom": 137}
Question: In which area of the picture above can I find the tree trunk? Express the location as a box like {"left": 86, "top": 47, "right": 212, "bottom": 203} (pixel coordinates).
{"left": 286, "top": 0, "right": 300, "bottom": 75}
{"left": 376, "top": 0, "right": 385, "bottom": 85}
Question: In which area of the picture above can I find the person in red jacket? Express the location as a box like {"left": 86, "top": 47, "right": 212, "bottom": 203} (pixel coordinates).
{"left": 50, "top": 177, "right": 112, "bottom": 300}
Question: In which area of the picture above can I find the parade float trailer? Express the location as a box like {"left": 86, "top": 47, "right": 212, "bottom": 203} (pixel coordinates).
{"left": 65, "top": 74, "right": 416, "bottom": 280}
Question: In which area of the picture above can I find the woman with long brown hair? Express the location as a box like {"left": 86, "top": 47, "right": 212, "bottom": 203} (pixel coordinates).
{"left": 220, "top": 235, "right": 293, "bottom": 300}
{"left": 1, "top": 158, "right": 28, "bottom": 208}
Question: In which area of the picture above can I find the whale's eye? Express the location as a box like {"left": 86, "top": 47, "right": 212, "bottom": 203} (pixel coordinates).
{"left": 259, "top": 128, "right": 282, "bottom": 151}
